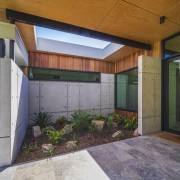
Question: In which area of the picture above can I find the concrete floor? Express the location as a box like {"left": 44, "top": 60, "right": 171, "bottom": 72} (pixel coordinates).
{"left": 0, "top": 134, "right": 180, "bottom": 180}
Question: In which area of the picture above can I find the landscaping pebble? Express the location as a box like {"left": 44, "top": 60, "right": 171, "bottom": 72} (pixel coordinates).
{"left": 91, "top": 120, "right": 104, "bottom": 131}
{"left": 32, "top": 126, "right": 41, "bottom": 137}
{"left": 112, "top": 131, "right": 124, "bottom": 139}
{"left": 133, "top": 128, "right": 140, "bottom": 136}
{"left": 66, "top": 141, "right": 77, "bottom": 150}
{"left": 42, "top": 144, "right": 53, "bottom": 153}
{"left": 62, "top": 124, "right": 72, "bottom": 134}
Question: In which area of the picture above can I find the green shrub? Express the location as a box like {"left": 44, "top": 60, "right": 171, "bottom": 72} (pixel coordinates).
{"left": 71, "top": 110, "right": 93, "bottom": 132}
{"left": 124, "top": 117, "right": 138, "bottom": 130}
{"left": 94, "top": 114, "right": 106, "bottom": 120}
{"left": 47, "top": 146, "right": 55, "bottom": 157}
{"left": 42, "top": 126, "right": 55, "bottom": 135}
{"left": 31, "top": 112, "right": 52, "bottom": 128}
{"left": 47, "top": 129, "right": 64, "bottom": 144}
{"left": 56, "top": 116, "right": 70, "bottom": 129}
{"left": 23, "top": 142, "right": 38, "bottom": 155}
{"left": 88, "top": 124, "right": 98, "bottom": 133}
{"left": 105, "top": 116, "right": 114, "bottom": 128}
{"left": 113, "top": 114, "right": 125, "bottom": 125}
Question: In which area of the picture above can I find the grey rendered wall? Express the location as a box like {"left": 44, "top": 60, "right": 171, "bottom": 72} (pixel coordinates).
{"left": 29, "top": 73, "right": 114, "bottom": 123}
{"left": 0, "top": 58, "right": 28, "bottom": 167}
{"left": 138, "top": 55, "right": 161, "bottom": 135}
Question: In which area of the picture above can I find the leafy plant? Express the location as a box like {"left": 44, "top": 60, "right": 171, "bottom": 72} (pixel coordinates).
{"left": 124, "top": 117, "right": 138, "bottom": 130}
{"left": 56, "top": 116, "right": 70, "bottom": 128}
{"left": 71, "top": 110, "right": 93, "bottom": 132}
{"left": 47, "top": 146, "right": 55, "bottom": 157}
{"left": 42, "top": 126, "right": 55, "bottom": 135}
{"left": 31, "top": 112, "right": 53, "bottom": 128}
{"left": 94, "top": 114, "right": 106, "bottom": 120}
{"left": 113, "top": 114, "right": 125, "bottom": 126}
{"left": 105, "top": 116, "right": 114, "bottom": 128}
{"left": 88, "top": 124, "right": 98, "bottom": 133}
{"left": 47, "top": 129, "right": 64, "bottom": 144}
{"left": 23, "top": 142, "right": 38, "bottom": 155}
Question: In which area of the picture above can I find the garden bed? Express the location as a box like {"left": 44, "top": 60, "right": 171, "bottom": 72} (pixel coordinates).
{"left": 15, "top": 111, "right": 137, "bottom": 164}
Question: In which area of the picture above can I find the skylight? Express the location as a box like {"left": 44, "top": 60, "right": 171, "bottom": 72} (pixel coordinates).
{"left": 36, "top": 26, "right": 111, "bottom": 49}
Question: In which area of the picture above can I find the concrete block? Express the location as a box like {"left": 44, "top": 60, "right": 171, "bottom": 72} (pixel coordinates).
{"left": 101, "top": 73, "right": 109, "bottom": 83}
{"left": 101, "top": 95, "right": 110, "bottom": 109}
{"left": 29, "top": 81, "right": 39, "bottom": 115}
{"left": 51, "top": 112, "right": 68, "bottom": 123}
{"left": 139, "top": 73, "right": 155, "bottom": 118}
{"left": 40, "top": 82, "right": 68, "bottom": 112}
{"left": 11, "top": 63, "right": 18, "bottom": 134}
{"left": 0, "top": 59, "right": 11, "bottom": 137}
{"left": 68, "top": 83, "right": 79, "bottom": 111}
{"left": 80, "top": 83, "right": 100, "bottom": 110}
{"left": 154, "top": 116, "right": 161, "bottom": 133}
{"left": 138, "top": 55, "right": 155, "bottom": 74}
{"left": 154, "top": 74, "right": 161, "bottom": 117}
{"left": 109, "top": 109, "right": 115, "bottom": 114}
{"left": 89, "top": 109, "right": 100, "bottom": 115}
{"left": 101, "top": 109, "right": 110, "bottom": 117}
{"left": 154, "top": 58, "right": 161, "bottom": 74}
{"left": 101, "top": 83, "right": 110, "bottom": 96}
{"left": 68, "top": 111, "right": 74, "bottom": 120}
{"left": 109, "top": 95, "right": 114, "bottom": 109}
{"left": 109, "top": 74, "right": 114, "bottom": 83}
{"left": 109, "top": 84, "right": 114, "bottom": 96}
{"left": 0, "top": 137, "right": 11, "bottom": 167}
{"left": 138, "top": 117, "right": 155, "bottom": 135}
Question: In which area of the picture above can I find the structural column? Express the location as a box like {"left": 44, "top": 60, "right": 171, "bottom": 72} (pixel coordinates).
{"left": 138, "top": 55, "right": 161, "bottom": 135}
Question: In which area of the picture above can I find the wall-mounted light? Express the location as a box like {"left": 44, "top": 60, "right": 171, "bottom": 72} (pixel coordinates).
{"left": 160, "top": 16, "right": 166, "bottom": 24}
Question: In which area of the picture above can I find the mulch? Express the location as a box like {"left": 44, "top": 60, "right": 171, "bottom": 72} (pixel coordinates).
{"left": 15, "top": 125, "right": 134, "bottom": 164}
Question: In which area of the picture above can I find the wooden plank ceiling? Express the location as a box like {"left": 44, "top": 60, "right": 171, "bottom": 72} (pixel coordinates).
{"left": 0, "top": 0, "right": 179, "bottom": 60}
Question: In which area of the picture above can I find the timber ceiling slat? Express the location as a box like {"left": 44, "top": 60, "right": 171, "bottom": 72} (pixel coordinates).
{"left": 0, "top": 0, "right": 180, "bottom": 58}
{"left": 97, "top": 0, "right": 180, "bottom": 44}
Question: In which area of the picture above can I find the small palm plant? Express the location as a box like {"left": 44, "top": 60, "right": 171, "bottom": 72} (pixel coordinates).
{"left": 31, "top": 112, "right": 53, "bottom": 128}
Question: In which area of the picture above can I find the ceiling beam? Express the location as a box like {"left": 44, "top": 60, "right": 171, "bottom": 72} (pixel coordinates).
{"left": 6, "top": 9, "right": 151, "bottom": 50}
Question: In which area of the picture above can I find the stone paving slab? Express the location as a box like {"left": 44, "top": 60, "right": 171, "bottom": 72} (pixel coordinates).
{"left": 88, "top": 136, "right": 180, "bottom": 180}
{"left": 0, "top": 135, "right": 180, "bottom": 180}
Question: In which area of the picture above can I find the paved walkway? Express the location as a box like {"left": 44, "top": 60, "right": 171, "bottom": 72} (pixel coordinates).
{"left": 0, "top": 135, "right": 180, "bottom": 180}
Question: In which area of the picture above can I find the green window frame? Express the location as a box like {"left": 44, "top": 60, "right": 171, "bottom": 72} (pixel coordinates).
{"left": 29, "top": 67, "right": 101, "bottom": 83}
{"left": 115, "top": 68, "right": 138, "bottom": 112}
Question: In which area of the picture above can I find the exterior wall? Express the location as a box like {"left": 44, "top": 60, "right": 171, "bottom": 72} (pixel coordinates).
{"left": 138, "top": 55, "right": 161, "bottom": 135}
{"left": 0, "top": 59, "right": 28, "bottom": 167}
{"left": 29, "top": 73, "right": 114, "bottom": 123}
{"left": 29, "top": 51, "right": 115, "bottom": 74}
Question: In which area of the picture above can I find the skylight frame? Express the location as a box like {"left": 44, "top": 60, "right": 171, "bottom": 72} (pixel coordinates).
{"left": 36, "top": 26, "right": 111, "bottom": 49}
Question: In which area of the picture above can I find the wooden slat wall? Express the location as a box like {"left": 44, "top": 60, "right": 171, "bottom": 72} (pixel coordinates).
{"left": 115, "top": 49, "right": 150, "bottom": 73}
{"left": 115, "top": 42, "right": 161, "bottom": 73}
{"left": 29, "top": 51, "right": 115, "bottom": 74}
{"left": 115, "top": 109, "right": 138, "bottom": 120}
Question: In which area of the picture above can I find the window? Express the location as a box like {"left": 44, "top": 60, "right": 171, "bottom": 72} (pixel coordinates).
{"left": 29, "top": 67, "right": 100, "bottom": 83}
{"left": 162, "top": 33, "right": 180, "bottom": 59}
{"left": 115, "top": 68, "right": 138, "bottom": 111}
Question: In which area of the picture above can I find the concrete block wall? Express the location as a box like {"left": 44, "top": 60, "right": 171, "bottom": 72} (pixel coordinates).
{"left": 138, "top": 55, "right": 161, "bottom": 135}
{"left": 0, "top": 58, "right": 28, "bottom": 167}
{"left": 29, "top": 73, "right": 114, "bottom": 123}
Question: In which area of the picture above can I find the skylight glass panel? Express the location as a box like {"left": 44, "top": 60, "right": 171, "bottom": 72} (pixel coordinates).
{"left": 36, "top": 26, "right": 111, "bottom": 49}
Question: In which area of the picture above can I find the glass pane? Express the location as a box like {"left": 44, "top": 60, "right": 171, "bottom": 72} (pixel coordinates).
{"left": 168, "top": 60, "right": 180, "bottom": 132}
{"left": 164, "top": 34, "right": 180, "bottom": 58}
{"left": 29, "top": 68, "right": 100, "bottom": 82}
{"left": 116, "top": 68, "right": 138, "bottom": 111}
